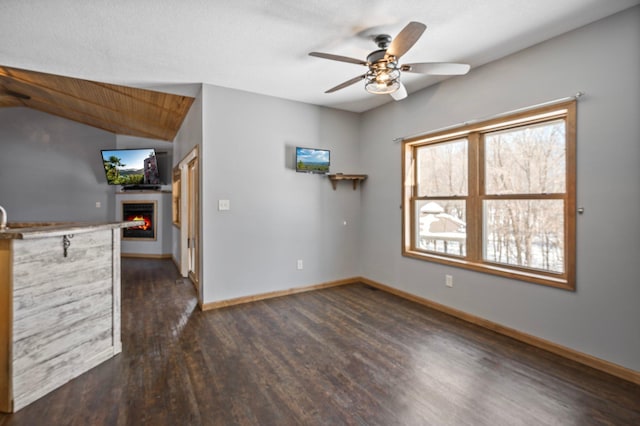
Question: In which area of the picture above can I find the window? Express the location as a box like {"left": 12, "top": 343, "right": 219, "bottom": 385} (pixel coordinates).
{"left": 402, "top": 101, "right": 576, "bottom": 290}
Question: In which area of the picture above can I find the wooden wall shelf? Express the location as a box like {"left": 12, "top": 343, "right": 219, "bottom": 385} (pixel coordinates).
{"left": 327, "top": 174, "right": 368, "bottom": 190}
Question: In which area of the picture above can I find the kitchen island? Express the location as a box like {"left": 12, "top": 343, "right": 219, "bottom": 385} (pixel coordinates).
{"left": 0, "top": 221, "right": 141, "bottom": 412}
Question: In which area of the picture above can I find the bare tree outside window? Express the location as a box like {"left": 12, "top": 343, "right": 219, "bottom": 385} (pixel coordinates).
{"left": 483, "top": 120, "right": 566, "bottom": 272}
{"left": 416, "top": 139, "right": 468, "bottom": 256}
{"left": 417, "top": 139, "right": 468, "bottom": 197}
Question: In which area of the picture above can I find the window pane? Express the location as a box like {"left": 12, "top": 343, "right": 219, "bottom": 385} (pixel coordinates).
{"left": 416, "top": 200, "right": 466, "bottom": 256}
{"left": 416, "top": 139, "right": 468, "bottom": 197}
{"left": 483, "top": 200, "right": 564, "bottom": 273}
{"left": 485, "top": 120, "right": 566, "bottom": 195}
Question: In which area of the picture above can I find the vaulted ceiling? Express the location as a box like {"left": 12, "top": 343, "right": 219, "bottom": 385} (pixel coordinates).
{"left": 0, "top": 65, "right": 194, "bottom": 141}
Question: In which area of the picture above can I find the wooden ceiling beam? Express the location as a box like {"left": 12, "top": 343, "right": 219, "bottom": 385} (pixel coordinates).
{"left": 27, "top": 97, "right": 172, "bottom": 140}
{"left": 0, "top": 65, "right": 194, "bottom": 141}
{"left": 0, "top": 78, "right": 174, "bottom": 139}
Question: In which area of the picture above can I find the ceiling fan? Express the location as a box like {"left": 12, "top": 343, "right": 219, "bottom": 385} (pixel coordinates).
{"left": 309, "top": 22, "right": 470, "bottom": 101}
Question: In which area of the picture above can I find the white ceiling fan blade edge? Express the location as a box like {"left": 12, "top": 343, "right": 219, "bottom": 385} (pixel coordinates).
{"left": 403, "top": 63, "right": 470, "bottom": 75}
{"left": 390, "top": 83, "right": 407, "bottom": 101}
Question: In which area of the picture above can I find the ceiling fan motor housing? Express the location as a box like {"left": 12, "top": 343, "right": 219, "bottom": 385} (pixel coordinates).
{"left": 374, "top": 34, "right": 392, "bottom": 49}
{"left": 366, "top": 49, "right": 387, "bottom": 64}
{"left": 365, "top": 47, "right": 400, "bottom": 92}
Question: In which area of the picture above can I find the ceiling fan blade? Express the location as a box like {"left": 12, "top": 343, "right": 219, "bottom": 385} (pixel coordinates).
{"left": 390, "top": 82, "right": 407, "bottom": 101}
{"left": 309, "top": 52, "right": 368, "bottom": 66}
{"left": 402, "top": 62, "right": 471, "bottom": 75}
{"left": 385, "top": 22, "right": 426, "bottom": 59}
{"left": 325, "top": 74, "right": 367, "bottom": 93}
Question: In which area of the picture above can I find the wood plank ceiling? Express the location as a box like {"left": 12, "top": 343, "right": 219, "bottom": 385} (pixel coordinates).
{"left": 0, "top": 65, "right": 194, "bottom": 141}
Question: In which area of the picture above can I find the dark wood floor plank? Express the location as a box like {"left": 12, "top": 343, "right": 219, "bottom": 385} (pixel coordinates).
{"left": 1, "top": 258, "right": 638, "bottom": 425}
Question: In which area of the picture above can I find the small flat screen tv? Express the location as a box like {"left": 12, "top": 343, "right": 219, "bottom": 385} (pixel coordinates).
{"left": 101, "top": 148, "right": 160, "bottom": 185}
{"left": 296, "top": 147, "right": 330, "bottom": 174}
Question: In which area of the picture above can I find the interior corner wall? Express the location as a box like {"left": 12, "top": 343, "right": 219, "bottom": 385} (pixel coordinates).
{"left": 359, "top": 6, "right": 640, "bottom": 372}
{"left": 200, "top": 84, "right": 362, "bottom": 304}
{"left": 170, "top": 86, "right": 204, "bottom": 168}
{"left": 0, "top": 107, "right": 116, "bottom": 222}
{"left": 171, "top": 85, "right": 204, "bottom": 264}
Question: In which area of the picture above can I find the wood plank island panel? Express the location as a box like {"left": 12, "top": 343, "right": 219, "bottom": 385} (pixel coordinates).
{"left": 0, "top": 240, "right": 11, "bottom": 413}
{"left": 0, "top": 223, "right": 131, "bottom": 413}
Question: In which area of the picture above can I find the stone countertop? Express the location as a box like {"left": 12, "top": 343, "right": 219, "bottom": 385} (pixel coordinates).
{"left": 0, "top": 221, "right": 145, "bottom": 240}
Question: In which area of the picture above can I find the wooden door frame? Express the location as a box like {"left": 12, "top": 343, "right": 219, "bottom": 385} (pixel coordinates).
{"left": 177, "top": 145, "right": 201, "bottom": 305}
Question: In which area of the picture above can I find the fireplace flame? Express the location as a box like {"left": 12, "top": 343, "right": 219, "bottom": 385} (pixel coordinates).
{"left": 128, "top": 215, "right": 152, "bottom": 230}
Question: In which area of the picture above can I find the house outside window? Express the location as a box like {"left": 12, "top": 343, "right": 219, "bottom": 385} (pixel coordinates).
{"left": 402, "top": 101, "right": 576, "bottom": 290}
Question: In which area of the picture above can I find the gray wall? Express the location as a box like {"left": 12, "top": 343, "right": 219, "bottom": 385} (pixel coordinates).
{"left": 0, "top": 108, "right": 116, "bottom": 222}
{"left": 196, "top": 85, "right": 362, "bottom": 303}
{"left": 172, "top": 87, "right": 203, "bottom": 169}
{"left": 359, "top": 7, "right": 640, "bottom": 372}
{"left": 1, "top": 6, "right": 637, "bottom": 374}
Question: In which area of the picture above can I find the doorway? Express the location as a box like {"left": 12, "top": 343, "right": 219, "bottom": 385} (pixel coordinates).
{"left": 186, "top": 156, "right": 199, "bottom": 286}
{"left": 178, "top": 146, "right": 201, "bottom": 306}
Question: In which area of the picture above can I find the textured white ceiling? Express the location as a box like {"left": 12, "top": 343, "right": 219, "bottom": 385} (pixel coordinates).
{"left": 1, "top": 0, "right": 638, "bottom": 112}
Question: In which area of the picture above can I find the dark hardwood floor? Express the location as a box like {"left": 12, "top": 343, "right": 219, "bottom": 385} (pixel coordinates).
{"left": 1, "top": 258, "right": 638, "bottom": 425}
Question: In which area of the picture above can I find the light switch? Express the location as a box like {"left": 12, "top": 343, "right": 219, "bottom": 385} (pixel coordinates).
{"left": 218, "top": 199, "right": 230, "bottom": 211}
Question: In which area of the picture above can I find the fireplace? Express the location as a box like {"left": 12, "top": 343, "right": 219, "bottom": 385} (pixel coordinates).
{"left": 122, "top": 201, "right": 157, "bottom": 240}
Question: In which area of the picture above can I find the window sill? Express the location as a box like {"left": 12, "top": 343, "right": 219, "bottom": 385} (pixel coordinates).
{"left": 403, "top": 249, "right": 574, "bottom": 291}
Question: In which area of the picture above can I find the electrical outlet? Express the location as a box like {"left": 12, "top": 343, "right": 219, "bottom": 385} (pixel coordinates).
{"left": 218, "top": 199, "right": 230, "bottom": 211}
{"left": 445, "top": 274, "right": 453, "bottom": 288}
{"left": 95, "top": 201, "right": 101, "bottom": 208}
{"left": 297, "top": 259, "right": 303, "bottom": 270}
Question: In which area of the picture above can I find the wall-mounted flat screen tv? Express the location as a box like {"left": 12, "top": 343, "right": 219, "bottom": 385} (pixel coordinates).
{"left": 101, "top": 148, "right": 160, "bottom": 185}
{"left": 296, "top": 147, "right": 330, "bottom": 174}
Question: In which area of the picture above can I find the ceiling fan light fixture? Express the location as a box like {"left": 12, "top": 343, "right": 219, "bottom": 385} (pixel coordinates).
{"left": 365, "top": 68, "right": 400, "bottom": 95}
{"left": 365, "top": 78, "right": 400, "bottom": 95}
